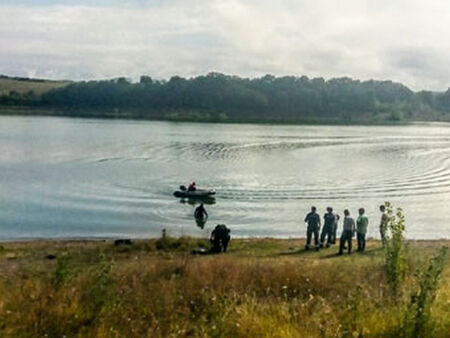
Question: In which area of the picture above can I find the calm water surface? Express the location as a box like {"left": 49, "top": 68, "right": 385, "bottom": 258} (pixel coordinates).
{"left": 1, "top": 115, "right": 450, "bottom": 240}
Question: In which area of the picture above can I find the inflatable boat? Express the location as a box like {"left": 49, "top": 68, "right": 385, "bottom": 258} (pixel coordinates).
{"left": 173, "top": 185, "right": 216, "bottom": 198}
{"left": 173, "top": 189, "right": 216, "bottom": 198}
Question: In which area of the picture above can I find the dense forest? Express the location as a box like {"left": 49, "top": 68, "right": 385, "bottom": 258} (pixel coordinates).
{"left": 1, "top": 73, "right": 450, "bottom": 123}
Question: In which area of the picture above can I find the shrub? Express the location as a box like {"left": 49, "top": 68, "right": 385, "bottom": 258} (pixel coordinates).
{"left": 402, "top": 246, "right": 448, "bottom": 337}
{"left": 383, "top": 201, "right": 408, "bottom": 295}
{"left": 79, "top": 254, "right": 113, "bottom": 325}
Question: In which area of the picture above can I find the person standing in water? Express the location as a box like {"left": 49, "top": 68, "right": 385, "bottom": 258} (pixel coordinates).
{"left": 304, "top": 206, "right": 321, "bottom": 251}
{"left": 338, "top": 209, "right": 355, "bottom": 255}
{"left": 194, "top": 203, "right": 208, "bottom": 229}
{"left": 379, "top": 205, "right": 389, "bottom": 246}
{"left": 194, "top": 203, "right": 208, "bottom": 219}
{"left": 356, "top": 208, "right": 368, "bottom": 252}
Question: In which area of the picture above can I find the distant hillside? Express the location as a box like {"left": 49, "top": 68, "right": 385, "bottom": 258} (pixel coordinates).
{"left": 0, "top": 75, "right": 70, "bottom": 96}
{"left": 1, "top": 73, "right": 449, "bottom": 124}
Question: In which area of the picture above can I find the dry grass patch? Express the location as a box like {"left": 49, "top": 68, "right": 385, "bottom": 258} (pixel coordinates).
{"left": 0, "top": 238, "right": 448, "bottom": 337}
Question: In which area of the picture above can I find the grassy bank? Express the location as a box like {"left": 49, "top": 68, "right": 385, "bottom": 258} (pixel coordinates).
{"left": 0, "top": 238, "right": 448, "bottom": 337}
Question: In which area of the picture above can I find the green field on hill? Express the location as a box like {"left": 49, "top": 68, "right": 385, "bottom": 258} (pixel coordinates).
{"left": 0, "top": 76, "right": 69, "bottom": 96}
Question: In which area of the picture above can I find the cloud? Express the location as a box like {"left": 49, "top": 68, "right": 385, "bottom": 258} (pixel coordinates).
{"left": 0, "top": 0, "right": 449, "bottom": 90}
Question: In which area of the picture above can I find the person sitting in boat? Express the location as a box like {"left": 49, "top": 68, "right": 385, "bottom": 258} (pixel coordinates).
{"left": 188, "top": 181, "right": 197, "bottom": 191}
{"left": 194, "top": 203, "right": 208, "bottom": 219}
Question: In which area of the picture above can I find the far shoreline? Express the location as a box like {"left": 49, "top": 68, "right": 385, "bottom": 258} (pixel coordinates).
{"left": 1, "top": 106, "right": 443, "bottom": 127}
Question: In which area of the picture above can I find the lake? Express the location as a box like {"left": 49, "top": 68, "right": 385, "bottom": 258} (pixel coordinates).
{"left": 1, "top": 115, "right": 449, "bottom": 240}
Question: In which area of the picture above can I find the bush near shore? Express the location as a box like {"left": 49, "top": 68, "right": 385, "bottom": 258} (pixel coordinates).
{"left": 0, "top": 238, "right": 448, "bottom": 337}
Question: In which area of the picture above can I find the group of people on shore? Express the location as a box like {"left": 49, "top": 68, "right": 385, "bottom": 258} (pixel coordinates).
{"left": 304, "top": 205, "right": 388, "bottom": 254}
{"left": 190, "top": 182, "right": 390, "bottom": 254}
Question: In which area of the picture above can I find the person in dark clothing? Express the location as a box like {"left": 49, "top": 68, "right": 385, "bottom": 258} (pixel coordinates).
{"left": 194, "top": 203, "right": 208, "bottom": 219}
{"left": 304, "top": 206, "right": 321, "bottom": 251}
{"left": 188, "top": 181, "right": 197, "bottom": 191}
{"left": 338, "top": 209, "right": 356, "bottom": 255}
{"left": 320, "top": 207, "right": 335, "bottom": 248}
{"left": 194, "top": 203, "right": 208, "bottom": 229}
{"left": 210, "top": 224, "right": 230, "bottom": 253}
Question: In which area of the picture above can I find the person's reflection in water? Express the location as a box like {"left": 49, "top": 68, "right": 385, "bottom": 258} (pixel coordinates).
{"left": 180, "top": 197, "right": 216, "bottom": 206}
{"left": 194, "top": 203, "right": 208, "bottom": 229}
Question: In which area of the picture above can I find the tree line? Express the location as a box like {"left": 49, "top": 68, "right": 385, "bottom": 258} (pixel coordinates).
{"left": 1, "top": 73, "right": 450, "bottom": 123}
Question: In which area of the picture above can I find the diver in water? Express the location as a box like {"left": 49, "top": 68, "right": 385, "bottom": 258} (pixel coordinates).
{"left": 194, "top": 203, "right": 208, "bottom": 229}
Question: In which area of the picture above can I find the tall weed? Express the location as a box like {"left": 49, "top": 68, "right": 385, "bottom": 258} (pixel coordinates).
{"left": 402, "top": 246, "right": 448, "bottom": 337}
{"left": 79, "top": 253, "right": 113, "bottom": 325}
{"left": 383, "top": 201, "right": 408, "bottom": 295}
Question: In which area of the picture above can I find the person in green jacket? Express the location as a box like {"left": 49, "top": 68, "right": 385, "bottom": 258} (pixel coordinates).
{"left": 356, "top": 208, "right": 369, "bottom": 252}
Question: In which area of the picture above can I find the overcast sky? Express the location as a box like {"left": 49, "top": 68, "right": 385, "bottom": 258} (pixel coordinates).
{"left": 1, "top": 0, "right": 449, "bottom": 91}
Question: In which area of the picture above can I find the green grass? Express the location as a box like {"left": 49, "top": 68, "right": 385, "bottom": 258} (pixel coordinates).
{"left": 0, "top": 238, "right": 448, "bottom": 337}
{"left": 0, "top": 77, "right": 70, "bottom": 96}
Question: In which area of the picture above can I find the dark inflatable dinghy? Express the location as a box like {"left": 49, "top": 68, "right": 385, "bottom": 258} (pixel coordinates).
{"left": 173, "top": 185, "right": 216, "bottom": 198}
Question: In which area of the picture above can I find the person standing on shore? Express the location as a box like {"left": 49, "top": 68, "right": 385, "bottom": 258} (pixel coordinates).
{"left": 356, "top": 208, "right": 368, "bottom": 252}
{"left": 338, "top": 209, "right": 355, "bottom": 255}
{"left": 330, "top": 212, "right": 340, "bottom": 244}
{"left": 304, "top": 206, "right": 321, "bottom": 251}
{"left": 210, "top": 224, "right": 231, "bottom": 253}
{"left": 379, "top": 205, "right": 389, "bottom": 246}
{"left": 320, "top": 207, "right": 335, "bottom": 248}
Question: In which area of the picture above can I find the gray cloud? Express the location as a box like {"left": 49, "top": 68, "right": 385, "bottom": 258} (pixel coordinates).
{"left": 0, "top": 0, "right": 449, "bottom": 90}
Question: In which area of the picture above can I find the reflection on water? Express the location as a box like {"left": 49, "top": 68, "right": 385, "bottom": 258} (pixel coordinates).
{"left": 195, "top": 217, "right": 208, "bottom": 230}
{"left": 1, "top": 116, "right": 450, "bottom": 240}
{"left": 179, "top": 197, "right": 216, "bottom": 206}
